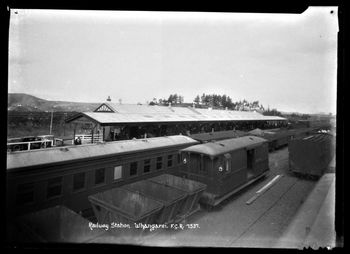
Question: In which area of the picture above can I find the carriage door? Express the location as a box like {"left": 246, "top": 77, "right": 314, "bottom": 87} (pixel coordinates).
{"left": 246, "top": 149, "right": 255, "bottom": 179}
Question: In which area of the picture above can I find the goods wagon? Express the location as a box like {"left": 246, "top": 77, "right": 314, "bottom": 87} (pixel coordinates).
{"left": 179, "top": 136, "right": 269, "bottom": 206}
{"left": 88, "top": 187, "right": 164, "bottom": 236}
{"left": 8, "top": 206, "right": 105, "bottom": 243}
{"left": 88, "top": 174, "right": 207, "bottom": 229}
{"left": 148, "top": 174, "right": 206, "bottom": 217}
{"left": 289, "top": 133, "right": 335, "bottom": 178}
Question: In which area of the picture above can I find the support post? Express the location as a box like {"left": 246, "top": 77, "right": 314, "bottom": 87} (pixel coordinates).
{"left": 73, "top": 123, "right": 76, "bottom": 145}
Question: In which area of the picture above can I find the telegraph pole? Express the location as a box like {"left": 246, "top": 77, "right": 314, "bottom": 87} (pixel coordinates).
{"left": 49, "top": 110, "right": 53, "bottom": 135}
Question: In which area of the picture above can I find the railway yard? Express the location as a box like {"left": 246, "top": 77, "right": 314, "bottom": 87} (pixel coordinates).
{"left": 6, "top": 111, "right": 338, "bottom": 249}
{"left": 82, "top": 147, "right": 336, "bottom": 248}
{"left": 8, "top": 8, "right": 340, "bottom": 249}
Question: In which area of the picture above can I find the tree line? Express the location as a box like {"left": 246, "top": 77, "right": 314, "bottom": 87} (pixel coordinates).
{"left": 149, "top": 94, "right": 184, "bottom": 105}
{"left": 149, "top": 93, "right": 283, "bottom": 116}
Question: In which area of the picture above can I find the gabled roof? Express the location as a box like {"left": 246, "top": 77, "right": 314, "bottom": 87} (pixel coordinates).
{"left": 67, "top": 103, "right": 286, "bottom": 125}
{"left": 7, "top": 135, "right": 198, "bottom": 171}
{"left": 181, "top": 136, "right": 267, "bottom": 157}
{"left": 94, "top": 103, "right": 115, "bottom": 112}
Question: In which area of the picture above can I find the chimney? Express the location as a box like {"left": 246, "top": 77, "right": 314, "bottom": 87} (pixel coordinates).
{"left": 107, "top": 96, "right": 111, "bottom": 102}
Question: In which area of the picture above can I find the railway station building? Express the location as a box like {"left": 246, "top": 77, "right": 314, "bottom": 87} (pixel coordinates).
{"left": 66, "top": 102, "right": 287, "bottom": 143}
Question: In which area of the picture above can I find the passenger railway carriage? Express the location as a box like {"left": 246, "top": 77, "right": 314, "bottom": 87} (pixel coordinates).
{"left": 6, "top": 135, "right": 199, "bottom": 218}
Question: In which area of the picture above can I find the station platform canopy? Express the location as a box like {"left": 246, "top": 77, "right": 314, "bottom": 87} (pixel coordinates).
{"left": 66, "top": 103, "right": 286, "bottom": 126}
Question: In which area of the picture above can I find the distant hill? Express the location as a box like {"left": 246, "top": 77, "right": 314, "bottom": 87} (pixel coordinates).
{"left": 8, "top": 93, "right": 100, "bottom": 112}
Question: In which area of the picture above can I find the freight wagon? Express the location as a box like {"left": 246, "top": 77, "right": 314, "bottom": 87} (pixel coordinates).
{"left": 289, "top": 133, "right": 335, "bottom": 178}
{"left": 179, "top": 136, "right": 269, "bottom": 206}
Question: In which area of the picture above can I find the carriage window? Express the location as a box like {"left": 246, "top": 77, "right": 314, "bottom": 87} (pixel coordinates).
{"left": 167, "top": 155, "right": 173, "bottom": 167}
{"left": 16, "top": 182, "right": 35, "bottom": 204}
{"left": 130, "top": 162, "right": 138, "bottom": 176}
{"left": 73, "top": 172, "right": 85, "bottom": 191}
{"left": 143, "top": 159, "right": 151, "bottom": 173}
{"left": 94, "top": 168, "right": 105, "bottom": 185}
{"left": 114, "top": 166, "right": 123, "bottom": 180}
{"left": 47, "top": 177, "right": 62, "bottom": 198}
{"left": 156, "top": 157, "right": 163, "bottom": 170}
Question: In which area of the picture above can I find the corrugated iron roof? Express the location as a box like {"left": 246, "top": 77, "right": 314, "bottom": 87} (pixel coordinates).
{"left": 299, "top": 133, "right": 335, "bottom": 144}
{"left": 181, "top": 136, "right": 267, "bottom": 157}
{"left": 7, "top": 135, "right": 198, "bottom": 170}
{"left": 69, "top": 104, "right": 286, "bottom": 124}
{"left": 189, "top": 130, "right": 247, "bottom": 142}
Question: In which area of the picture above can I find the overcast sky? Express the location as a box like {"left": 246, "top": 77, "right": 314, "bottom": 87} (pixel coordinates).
{"left": 8, "top": 7, "right": 338, "bottom": 114}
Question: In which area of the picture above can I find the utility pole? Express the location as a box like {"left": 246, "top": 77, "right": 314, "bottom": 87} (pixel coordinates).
{"left": 63, "top": 113, "right": 67, "bottom": 137}
{"left": 49, "top": 110, "right": 53, "bottom": 135}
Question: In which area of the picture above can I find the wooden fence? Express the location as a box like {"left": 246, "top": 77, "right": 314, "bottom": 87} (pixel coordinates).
{"left": 73, "top": 134, "right": 103, "bottom": 144}
{"left": 7, "top": 140, "right": 54, "bottom": 152}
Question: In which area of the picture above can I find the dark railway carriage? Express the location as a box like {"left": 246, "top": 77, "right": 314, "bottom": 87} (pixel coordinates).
{"left": 289, "top": 133, "right": 335, "bottom": 178}
{"left": 248, "top": 128, "right": 316, "bottom": 151}
{"left": 6, "top": 135, "right": 199, "bottom": 219}
{"left": 248, "top": 129, "right": 286, "bottom": 151}
{"left": 179, "top": 136, "right": 269, "bottom": 206}
{"left": 270, "top": 130, "right": 293, "bottom": 150}
{"left": 189, "top": 130, "right": 247, "bottom": 143}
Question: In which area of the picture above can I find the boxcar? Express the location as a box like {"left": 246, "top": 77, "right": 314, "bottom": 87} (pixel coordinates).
{"left": 179, "top": 136, "right": 269, "bottom": 206}
{"left": 289, "top": 133, "right": 335, "bottom": 178}
{"left": 6, "top": 135, "right": 199, "bottom": 219}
